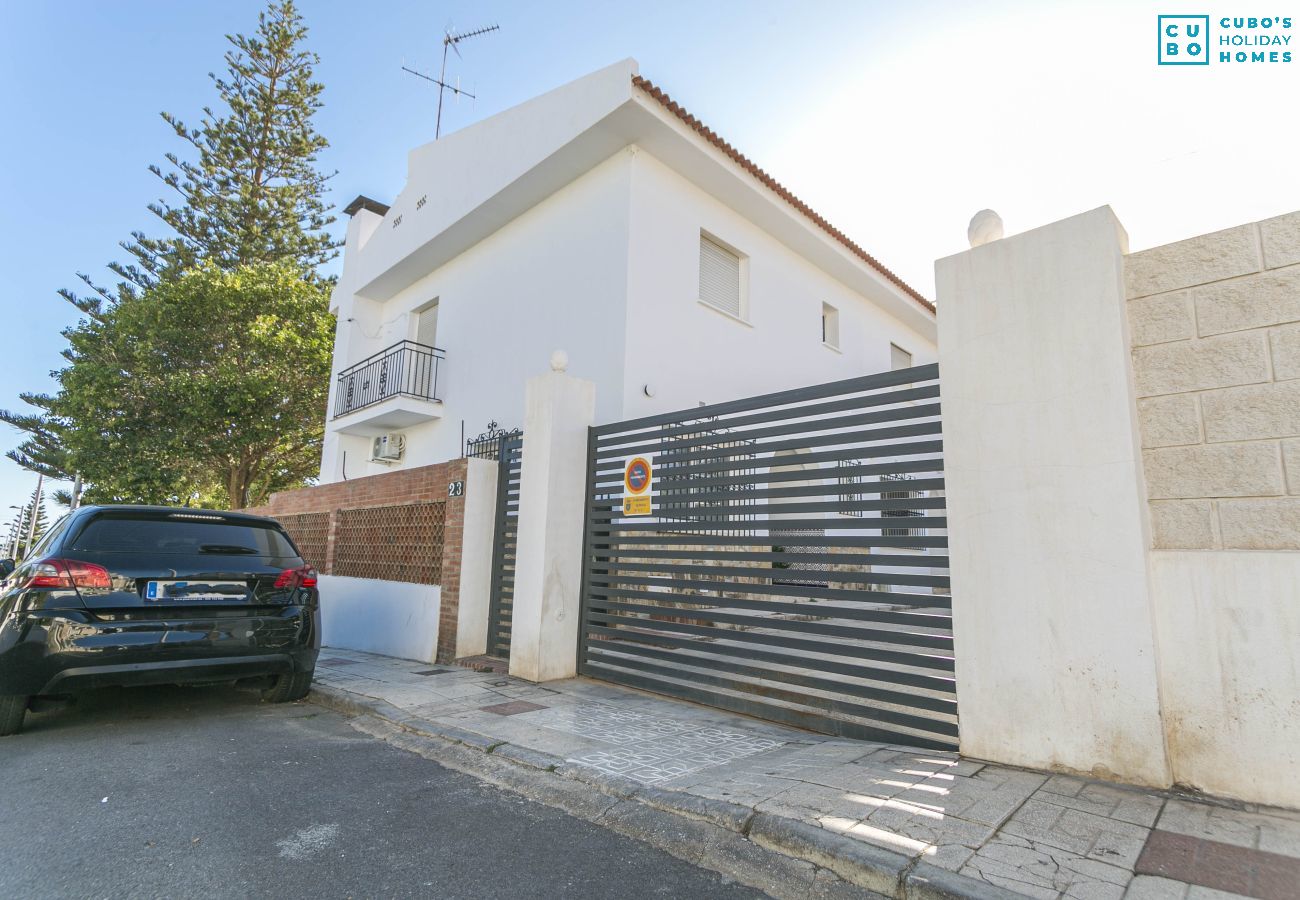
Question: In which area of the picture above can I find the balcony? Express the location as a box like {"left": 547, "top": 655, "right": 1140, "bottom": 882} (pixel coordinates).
{"left": 333, "top": 340, "right": 446, "bottom": 436}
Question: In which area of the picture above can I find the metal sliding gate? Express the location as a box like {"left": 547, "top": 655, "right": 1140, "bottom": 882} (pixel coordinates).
{"left": 577, "top": 364, "right": 956, "bottom": 749}
{"left": 485, "top": 435, "right": 524, "bottom": 658}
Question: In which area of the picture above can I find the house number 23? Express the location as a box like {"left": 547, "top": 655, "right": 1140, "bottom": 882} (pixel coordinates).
{"left": 447, "top": 481, "right": 465, "bottom": 497}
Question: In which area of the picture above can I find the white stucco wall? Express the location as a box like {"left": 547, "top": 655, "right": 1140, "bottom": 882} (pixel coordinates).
{"left": 454, "top": 457, "right": 498, "bottom": 659}
{"left": 322, "top": 142, "right": 937, "bottom": 486}
{"left": 1149, "top": 550, "right": 1300, "bottom": 808}
{"left": 319, "top": 575, "right": 440, "bottom": 663}
{"left": 621, "top": 149, "right": 937, "bottom": 416}
{"left": 509, "top": 370, "right": 596, "bottom": 682}
{"left": 321, "top": 151, "right": 634, "bottom": 482}
{"left": 936, "top": 207, "right": 1171, "bottom": 787}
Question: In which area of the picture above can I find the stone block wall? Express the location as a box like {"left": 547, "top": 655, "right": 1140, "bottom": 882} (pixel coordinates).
{"left": 1126, "top": 211, "right": 1300, "bottom": 550}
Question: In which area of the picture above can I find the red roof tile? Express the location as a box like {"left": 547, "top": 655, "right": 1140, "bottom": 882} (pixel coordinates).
{"left": 633, "top": 75, "right": 934, "bottom": 315}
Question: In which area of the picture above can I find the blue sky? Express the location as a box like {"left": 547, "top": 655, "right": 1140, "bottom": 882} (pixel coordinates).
{"left": 1, "top": 0, "right": 1296, "bottom": 518}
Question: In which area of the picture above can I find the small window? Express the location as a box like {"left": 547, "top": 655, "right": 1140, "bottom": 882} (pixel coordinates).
{"left": 890, "top": 343, "right": 912, "bottom": 371}
{"left": 414, "top": 300, "right": 439, "bottom": 348}
{"left": 699, "top": 233, "right": 742, "bottom": 318}
{"left": 822, "top": 303, "right": 840, "bottom": 349}
{"left": 881, "top": 474, "right": 924, "bottom": 537}
{"left": 838, "top": 459, "right": 863, "bottom": 517}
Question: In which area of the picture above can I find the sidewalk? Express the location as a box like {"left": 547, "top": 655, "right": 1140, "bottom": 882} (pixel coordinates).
{"left": 310, "top": 648, "right": 1299, "bottom": 900}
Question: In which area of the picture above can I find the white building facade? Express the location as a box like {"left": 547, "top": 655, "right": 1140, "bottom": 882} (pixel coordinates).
{"left": 321, "top": 59, "right": 936, "bottom": 482}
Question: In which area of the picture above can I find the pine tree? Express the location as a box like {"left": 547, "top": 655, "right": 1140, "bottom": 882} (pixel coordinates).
{"left": 1, "top": 0, "right": 337, "bottom": 502}
{"left": 119, "top": 0, "right": 336, "bottom": 288}
{"left": 10, "top": 484, "right": 49, "bottom": 560}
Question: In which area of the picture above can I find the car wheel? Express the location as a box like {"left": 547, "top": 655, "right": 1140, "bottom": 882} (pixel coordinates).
{"left": 261, "top": 670, "right": 313, "bottom": 703}
{"left": 0, "top": 695, "right": 29, "bottom": 736}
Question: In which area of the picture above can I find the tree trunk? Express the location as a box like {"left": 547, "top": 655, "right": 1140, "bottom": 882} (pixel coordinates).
{"left": 227, "top": 459, "right": 252, "bottom": 510}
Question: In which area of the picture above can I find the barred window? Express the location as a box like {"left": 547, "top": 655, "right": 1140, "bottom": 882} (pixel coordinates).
{"left": 838, "top": 459, "right": 864, "bottom": 517}
{"left": 881, "top": 473, "right": 924, "bottom": 537}
{"left": 658, "top": 417, "right": 758, "bottom": 536}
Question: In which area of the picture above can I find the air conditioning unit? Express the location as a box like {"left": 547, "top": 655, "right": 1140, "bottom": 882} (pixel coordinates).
{"left": 371, "top": 433, "right": 406, "bottom": 463}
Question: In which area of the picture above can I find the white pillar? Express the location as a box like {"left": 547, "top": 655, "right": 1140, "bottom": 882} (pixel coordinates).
{"left": 509, "top": 356, "right": 596, "bottom": 682}
{"left": 454, "top": 456, "right": 499, "bottom": 659}
{"left": 936, "top": 207, "right": 1171, "bottom": 786}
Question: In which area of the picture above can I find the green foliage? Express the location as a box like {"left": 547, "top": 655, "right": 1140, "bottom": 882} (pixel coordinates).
{"left": 1, "top": 0, "right": 337, "bottom": 506}
{"left": 55, "top": 264, "right": 334, "bottom": 508}
{"left": 120, "top": 0, "right": 337, "bottom": 295}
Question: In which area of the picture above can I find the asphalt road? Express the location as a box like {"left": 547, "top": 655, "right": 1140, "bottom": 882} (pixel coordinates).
{"left": 0, "top": 685, "right": 763, "bottom": 900}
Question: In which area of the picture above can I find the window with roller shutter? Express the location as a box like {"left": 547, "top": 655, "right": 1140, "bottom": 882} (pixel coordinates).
{"left": 698, "top": 233, "right": 743, "bottom": 318}
{"left": 415, "top": 301, "right": 439, "bottom": 348}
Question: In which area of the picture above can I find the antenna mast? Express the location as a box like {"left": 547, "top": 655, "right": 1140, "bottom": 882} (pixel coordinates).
{"left": 402, "top": 23, "right": 500, "bottom": 139}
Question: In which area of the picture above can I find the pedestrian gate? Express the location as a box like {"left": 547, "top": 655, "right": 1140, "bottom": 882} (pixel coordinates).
{"left": 485, "top": 434, "right": 524, "bottom": 658}
{"left": 577, "top": 365, "right": 956, "bottom": 749}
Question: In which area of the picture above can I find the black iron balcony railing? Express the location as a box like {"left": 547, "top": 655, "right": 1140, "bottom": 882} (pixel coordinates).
{"left": 334, "top": 340, "right": 445, "bottom": 418}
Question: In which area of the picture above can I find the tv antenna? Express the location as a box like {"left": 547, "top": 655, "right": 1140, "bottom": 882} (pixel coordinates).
{"left": 402, "top": 23, "right": 500, "bottom": 139}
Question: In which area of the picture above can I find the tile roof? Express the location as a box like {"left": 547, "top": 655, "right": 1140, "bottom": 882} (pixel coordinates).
{"left": 632, "top": 75, "right": 934, "bottom": 315}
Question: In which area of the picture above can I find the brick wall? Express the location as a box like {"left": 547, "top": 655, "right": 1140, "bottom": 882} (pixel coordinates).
{"left": 246, "top": 458, "right": 471, "bottom": 662}
{"left": 1126, "top": 210, "right": 1300, "bottom": 549}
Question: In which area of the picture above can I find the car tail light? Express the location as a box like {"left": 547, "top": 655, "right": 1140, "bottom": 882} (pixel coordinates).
{"left": 274, "top": 565, "right": 318, "bottom": 590}
{"left": 24, "top": 558, "right": 112, "bottom": 590}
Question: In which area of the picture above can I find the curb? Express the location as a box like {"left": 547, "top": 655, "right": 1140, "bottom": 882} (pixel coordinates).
{"left": 307, "top": 684, "right": 1023, "bottom": 900}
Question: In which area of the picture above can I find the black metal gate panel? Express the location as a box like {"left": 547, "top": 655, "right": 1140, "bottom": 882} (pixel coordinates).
{"left": 486, "top": 436, "right": 523, "bottom": 658}
{"left": 578, "top": 364, "right": 955, "bottom": 749}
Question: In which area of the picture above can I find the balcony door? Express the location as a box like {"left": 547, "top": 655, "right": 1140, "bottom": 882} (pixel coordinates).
{"left": 414, "top": 300, "right": 439, "bottom": 349}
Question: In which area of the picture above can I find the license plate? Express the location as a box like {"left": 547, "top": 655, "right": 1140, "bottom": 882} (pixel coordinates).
{"left": 144, "top": 580, "right": 249, "bottom": 602}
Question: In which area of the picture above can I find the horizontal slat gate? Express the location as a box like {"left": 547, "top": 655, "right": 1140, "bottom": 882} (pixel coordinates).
{"left": 486, "top": 436, "right": 524, "bottom": 658}
{"left": 577, "top": 364, "right": 956, "bottom": 750}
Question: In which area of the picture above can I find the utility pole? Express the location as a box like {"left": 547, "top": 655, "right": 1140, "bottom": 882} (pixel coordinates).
{"left": 70, "top": 472, "right": 82, "bottom": 511}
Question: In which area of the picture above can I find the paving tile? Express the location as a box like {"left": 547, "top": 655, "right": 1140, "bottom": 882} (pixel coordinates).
{"left": 866, "top": 799, "right": 999, "bottom": 851}
{"left": 925, "top": 841, "right": 978, "bottom": 872}
{"left": 964, "top": 833, "right": 1133, "bottom": 900}
{"left": 834, "top": 817, "right": 934, "bottom": 858}
{"left": 1136, "top": 828, "right": 1300, "bottom": 900}
{"left": 757, "top": 781, "right": 887, "bottom": 825}
{"left": 670, "top": 775, "right": 785, "bottom": 808}
{"left": 948, "top": 759, "right": 988, "bottom": 777}
{"left": 315, "top": 647, "right": 1300, "bottom": 900}
{"left": 1156, "top": 801, "right": 1260, "bottom": 850}
{"left": 1035, "top": 780, "right": 1161, "bottom": 824}
{"left": 481, "top": 700, "right": 549, "bottom": 716}
{"left": 892, "top": 767, "right": 1046, "bottom": 829}
{"left": 1002, "top": 799, "right": 1151, "bottom": 867}
{"left": 1043, "top": 775, "right": 1090, "bottom": 798}
{"left": 404, "top": 700, "right": 487, "bottom": 718}
{"left": 1184, "top": 888, "right": 1252, "bottom": 900}
{"left": 1124, "top": 875, "right": 1190, "bottom": 899}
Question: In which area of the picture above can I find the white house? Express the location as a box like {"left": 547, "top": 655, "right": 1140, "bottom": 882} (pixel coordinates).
{"left": 320, "top": 58, "right": 936, "bottom": 482}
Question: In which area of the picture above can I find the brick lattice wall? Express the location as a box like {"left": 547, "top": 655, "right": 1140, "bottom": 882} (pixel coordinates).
{"left": 1125, "top": 210, "right": 1300, "bottom": 549}
{"left": 244, "top": 457, "right": 470, "bottom": 662}
{"left": 276, "top": 512, "right": 330, "bottom": 571}
{"left": 333, "top": 502, "right": 446, "bottom": 584}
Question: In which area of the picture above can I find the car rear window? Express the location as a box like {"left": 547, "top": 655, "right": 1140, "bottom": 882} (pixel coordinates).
{"left": 70, "top": 516, "right": 298, "bottom": 557}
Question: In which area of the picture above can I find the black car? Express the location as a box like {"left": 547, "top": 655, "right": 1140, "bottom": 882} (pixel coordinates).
{"left": 0, "top": 505, "right": 320, "bottom": 735}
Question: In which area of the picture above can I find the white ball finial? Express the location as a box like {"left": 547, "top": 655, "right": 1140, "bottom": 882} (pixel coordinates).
{"left": 550, "top": 349, "right": 569, "bottom": 373}
{"left": 967, "top": 209, "right": 1004, "bottom": 248}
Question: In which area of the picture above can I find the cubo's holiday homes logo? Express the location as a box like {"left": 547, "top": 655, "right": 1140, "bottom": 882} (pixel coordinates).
{"left": 1159, "top": 14, "right": 1293, "bottom": 65}
{"left": 1158, "top": 15, "right": 1210, "bottom": 63}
